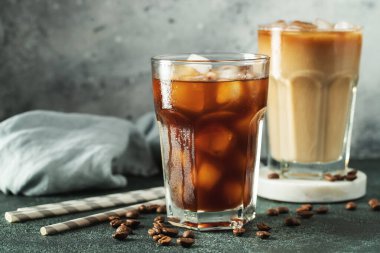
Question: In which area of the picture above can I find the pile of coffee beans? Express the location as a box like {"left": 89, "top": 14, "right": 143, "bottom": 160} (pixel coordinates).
{"left": 324, "top": 169, "right": 358, "bottom": 182}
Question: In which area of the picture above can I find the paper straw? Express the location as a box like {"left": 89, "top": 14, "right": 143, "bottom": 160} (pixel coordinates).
{"left": 5, "top": 186, "right": 165, "bottom": 223}
{"left": 40, "top": 198, "right": 166, "bottom": 236}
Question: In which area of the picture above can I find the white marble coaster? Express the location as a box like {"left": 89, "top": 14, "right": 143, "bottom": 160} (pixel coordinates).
{"left": 258, "top": 167, "right": 367, "bottom": 203}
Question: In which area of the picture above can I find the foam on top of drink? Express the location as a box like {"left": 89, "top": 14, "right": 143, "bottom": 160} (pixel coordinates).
{"left": 259, "top": 19, "right": 361, "bottom": 32}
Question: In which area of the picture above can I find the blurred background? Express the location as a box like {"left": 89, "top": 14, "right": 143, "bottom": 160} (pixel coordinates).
{"left": 0, "top": 0, "right": 379, "bottom": 158}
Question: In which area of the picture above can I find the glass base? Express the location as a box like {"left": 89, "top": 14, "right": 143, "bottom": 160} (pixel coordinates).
{"left": 166, "top": 202, "right": 256, "bottom": 231}
{"left": 268, "top": 157, "right": 347, "bottom": 180}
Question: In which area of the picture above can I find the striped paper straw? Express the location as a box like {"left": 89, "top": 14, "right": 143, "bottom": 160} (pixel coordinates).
{"left": 40, "top": 198, "right": 166, "bottom": 236}
{"left": 5, "top": 186, "right": 165, "bottom": 223}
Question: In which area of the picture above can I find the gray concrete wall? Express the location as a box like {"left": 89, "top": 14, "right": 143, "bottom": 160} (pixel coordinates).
{"left": 0, "top": 0, "right": 379, "bottom": 158}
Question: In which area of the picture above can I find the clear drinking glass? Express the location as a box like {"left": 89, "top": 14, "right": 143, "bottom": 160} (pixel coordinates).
{"left": 258, "top": 22, "right": 362, "bottom": 179}
{"left": 151, "top": 53, "right": 269, "bottom": 230}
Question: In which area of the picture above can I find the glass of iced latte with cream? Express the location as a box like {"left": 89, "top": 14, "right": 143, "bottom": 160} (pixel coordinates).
{"left": 258, "top": 20, "right": 362, "bottom": 179}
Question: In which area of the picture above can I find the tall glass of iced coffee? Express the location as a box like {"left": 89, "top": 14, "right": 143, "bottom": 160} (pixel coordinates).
{"left": 151, "top": 53, "right": 269, "bottom": 230}
{"left": 258, "top": 20, "right": 362, "bottom": 179}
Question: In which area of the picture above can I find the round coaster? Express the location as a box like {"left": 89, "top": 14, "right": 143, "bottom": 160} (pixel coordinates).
{"left": 258, "top": 167, "right": 367, "bottom": 203}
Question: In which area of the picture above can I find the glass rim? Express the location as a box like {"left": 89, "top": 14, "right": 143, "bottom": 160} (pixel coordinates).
{"left": 151, "top": 53, "right": 270, "bottom": 64}
{"left": 258, "top": 24, "right": 363, "bottom": 33}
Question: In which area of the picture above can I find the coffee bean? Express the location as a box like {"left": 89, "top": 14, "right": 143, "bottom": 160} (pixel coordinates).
{"left": 161, "top": 227, "right": 179, "bottom": 237}
{"left": 232, "top": 227, "right": 246, "bottom": 236}
{"left": 108, "top": 215, "right": 120, "bottom": 222}
{"left": 347, "top": 170, "right": 357, "bottom": 176}
{"left": 153, "top": 222, "right": 165, "bottom": 229}
{"left": 154, "top": 216, "right": 165, "bottom": 223}
{"left": 276, "top": 206, "right": 289, "bottom": 214}
{"left": 110, "top": 219, "right": 123, "bottom": 228}
{"left": 112, "top": 224, "right": 129, "bottom": 240}
{"left": 148, "top": 229, "right": 157, "bottom": 236}
{"left": 125, "top": 210, "right": 139, "bottom": 219}
{"left": 147, "top": 204, "right": 160, "bottom": 213}
{"left": 268, "top": 172, "right": 280, "bottom": 179}
{"left": 333, "top": 174, "right": 345, "bottom": 181}
{"left": 156, "top": 205, "right": 167, "bottom": 214}
{"left": 256, "top": 222, "right": 271, "bottom": 231}
{"left": 284, "top": 217, "right": 301, "bottom": 226}
{"left": 256, "top": 231, "right": 271, "bottom": 239}
{"left": 315, "top": 206, "right": 329, "bottom": 214}
{"left": 125, "top": 219, "right": 140, "bottom": 229}
{"left": 368, "top": 198, "right": 379, "bottom": 206}
{"left": 297, "top": 210, "right": 314, "bottom": 219}
{"left": 157, "top": 236, "right": 172, "bottom": 246}
{"left": 138, "top": 204, "right": 148, "bottom": 213}
{"left": 266, "top": 208, "right": 279, "bottom": 216}
{"left": 177, "top": 237, "right": 195, "bottom": 248}
{"left": 300, "top": 204, "right": 313, "bottom": 211}
{"left": 371, "top": 203, "right": 380, "bottom": 211}
{"left": 345, "top": 201, "right": 357, "bottom": 210}
{"left": 345, "top": 174, "right": 357, "bottom": 181}
{"left": 324, "top": 173, "right": 336, "bottom": 182}
{"left": 153, "top": 234, "right": 165, "bottom": 242}
{"left": 152, "top": 227, "right": 162, "bottom": 234}
{"left": 182, "top": 230, "right": 195, "bottom": 238}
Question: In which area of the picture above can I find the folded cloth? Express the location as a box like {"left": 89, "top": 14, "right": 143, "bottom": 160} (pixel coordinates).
{"left": 0, "top": 110, "right": 159, "bottom": 196}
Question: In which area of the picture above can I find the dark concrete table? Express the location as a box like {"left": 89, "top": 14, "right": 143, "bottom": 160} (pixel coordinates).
{"left": 1, "top": 160, "right": 379, "bottom": 253}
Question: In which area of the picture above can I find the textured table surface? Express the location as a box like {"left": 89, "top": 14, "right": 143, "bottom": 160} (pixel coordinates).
{"left": 1, "top": 159, "right": 379, "bottom": 253}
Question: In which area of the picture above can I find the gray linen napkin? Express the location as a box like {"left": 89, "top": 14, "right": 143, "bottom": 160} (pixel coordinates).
{"left": 0, "top": 110, "right": 159, "bottom": 196}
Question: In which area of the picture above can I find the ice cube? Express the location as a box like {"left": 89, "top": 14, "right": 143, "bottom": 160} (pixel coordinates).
{"left": 216, "top": 65, "right": 240, "bottom": 80}
{"left": 171, "top": 80, "right": 206, "bottom": 113}
{"left": 172, "top": 65, "right": 204, "bottom": 81}
{"left": 195, "top": 124, "right": 235, "bottom": 156}
{"left": 187, "top": 54, "right": 212, "bottom": 74}
{"left": 216, "top": 81, "right": 243, "bottom": 105}
{"left": 197, "top": 161, "right": 221, "bottom": 190}
{"left": 334, "top": 21, "right": 356, "bottom": 30}
{"left": 313, "top": 18, "right": 333, "bottom": 30}
{"left": 223, "top": 181, "right": 243, "bottom": 207}
{"left": 288, "top": 20, "right": 317, "bottom": 31}
{"left": 271, "top": 20, "right": 287, "bottom": 28}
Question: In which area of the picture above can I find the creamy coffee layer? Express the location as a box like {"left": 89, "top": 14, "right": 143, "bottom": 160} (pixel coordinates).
{"left": 259, "top": 20, "right": 362, "bottom": 163}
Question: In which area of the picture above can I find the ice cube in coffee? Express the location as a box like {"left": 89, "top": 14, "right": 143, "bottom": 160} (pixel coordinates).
{"left": 151, "top": 54, "right": 269, "bottom": 230}
{"left": 258, "top": 20, "right": 362, "bottom": 178}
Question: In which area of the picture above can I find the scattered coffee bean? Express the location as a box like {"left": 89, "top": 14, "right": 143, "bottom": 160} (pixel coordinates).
{"left": 125, "top": 210, "right": 139, "bottom": 219}
{"left": 345, "top": 174, "right": 357, "bottom": 181}
{"left": 108, "top": 215, "right": 120, "bottom": 222}
{"left": 156, "top": 205, "right": 167, "bottom": 214}
{"left": 177, "top": 237, "right": 195, "bottom": 248}
{"left": 266, "top": 208, "right": 279, "bottom": 216}
{"left": 232, "top": 227, "right": 246, "bottom": 236}
{"left": 333, "top": 174, "right": 345, "bottom": 181}
{"left": 276, "top": 206, "right": 289, "bottom": 214}
{"left": 182, "top": 230, "right": 195, "bottom": 239}
{"left": 268, "top": 172, "right": 280, "bottom": 179}
{"left": 347, "top": 170, "right": 357, "bottom": 176}
{"left": 300, "top": 204, "right": 313, "bottom": 211}
{"left": 153, "top": 234, "right": 165, "bottom": 242}
{"left": 256, "top": 231, "right": 271, "bottom": 239}
{"left": 148, "top": 229, "right": 157, "bottom": 236}
{"left": 157, "top": 236, "right": 172, "bottom": 246}
{"left": 368, "top": 198, "right": 379, "bottom": 206}
{"left": 324, "top": 173, "right": 335, "bottom": 182}
{"left": 112, "top": 224, "right": 129, "bottom": 240}
{"left": 125, "top": 219, "right": 140, "bottom": 229}
{"left": 284, "top": 217, "right": 301, "bottom": 226}
{"left": 345, "top": 201, "right": 357, "bottom": 210}
{"left": 256, "top": 222, "right": 271, "bottom": 231}
{"left": 138, "top": 204, "right": 148, "bottom": 213}
{"left": 153, "top": 222, "right": 165, "bottom": 229}
{"left": 297, "top": 210, "right": 314, "bottom": 219}
{"left": 110, "top": 219, "right": 123, "bottom": 228}
{"left": 161, "top": 227, "right": 179, "bottom": 237}
{"left": 315, "top": 206, "right": 329, "bottom": 214}
{"left": 154, "top": 216, "right": 165, "bottom": 223}
{"left": 147, "top": 204, "right": 160, "bottom": 213}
